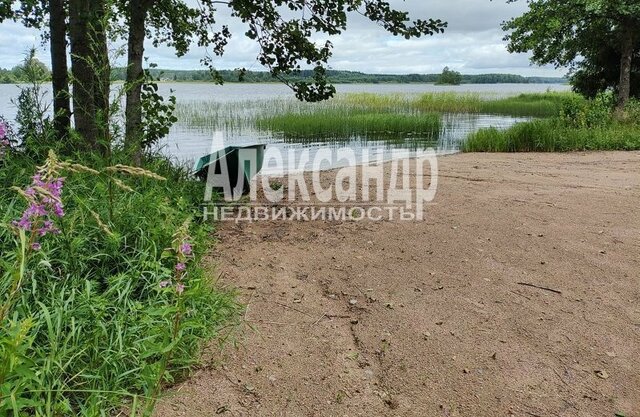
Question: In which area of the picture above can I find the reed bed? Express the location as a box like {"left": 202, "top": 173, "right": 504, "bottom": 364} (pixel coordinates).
{"left": 463, "top": 119, "right": 640, "bottom": 152}
{"left": 413, "top": 92, "right": 573, "bottom": 117}
{"left": 338, "top": 92, "right": 413, "bottom": 112}
{"left": 174, "top": 91, "right": 577, "bottom": 137}
{"left": 257, "top": 110, "right": 441, "bottom": 140}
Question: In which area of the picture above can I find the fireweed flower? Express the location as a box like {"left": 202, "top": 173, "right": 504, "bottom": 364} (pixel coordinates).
{"left": 159, "top": 237, "right": 193, "bottom": 293}
{"left": 173, "top": 238, "right": 192, "bottom": 293}
{"left": 180, "top": 242, "right": 192, "bottom": 256}
{"left": 13, "top": 174, "right": 65, "bottom": 236}
{"left": 163, "top": 219, "right": 194, "bottom": 295}
{"left": 176, "top": 283, "right": 185, "bottom": 295}
{"left": 12, "top": 152, "right": 68, "bottom": 251}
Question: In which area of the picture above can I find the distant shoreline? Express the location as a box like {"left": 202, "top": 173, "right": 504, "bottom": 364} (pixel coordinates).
{"left": 1, "top": 68, "right": 568, "bottom": 85}
{"left": 108, "top": 68, "right": 569, "bottom": 85}
{"left": 0, "top": 80, "right": 571, "bottom": 86}
{"left": 143, "top": 81, "right": 570, "bottom": 85}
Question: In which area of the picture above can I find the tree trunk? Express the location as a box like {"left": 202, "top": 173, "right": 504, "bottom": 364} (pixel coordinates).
{"left": 125, "top": 0, "right": 154, "bottom": 165}
{"left": 48, "top": 0, "right": 71, "bottom": 144}
{"left": 616, "top": 26, "right": 634, "bottom": 113}
{"left": 68, "top": 0, "right": 109, "bottom": 154}
{"left": 91, "top": 0, "right": 111, "bottom": 150}
{"left": 68, "top": 0, "right": 98, "bottom": 150}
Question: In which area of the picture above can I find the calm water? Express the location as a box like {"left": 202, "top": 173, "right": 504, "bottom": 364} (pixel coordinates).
{"left": 0, "top": 82, "right": 570, "bottom": 171}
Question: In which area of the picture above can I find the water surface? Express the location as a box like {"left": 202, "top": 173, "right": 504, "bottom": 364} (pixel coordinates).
{"left": 0, "top": 82, "right": 570, "bottom": 171}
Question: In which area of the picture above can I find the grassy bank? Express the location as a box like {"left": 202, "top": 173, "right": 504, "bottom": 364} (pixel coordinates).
{"left": 463, "top": 95, "right": 640, "bottom": 152}
{"left": 463, "top": 119, "right": 640, "bottom": 152}
{"left": 257, "top": 110, "right": 441, "bottom": 139}
{"left": 413, "top": 92, "right": 571, "bottom": 117}
{"left": 0, "top": 146, "right": 237, "bottom": 415}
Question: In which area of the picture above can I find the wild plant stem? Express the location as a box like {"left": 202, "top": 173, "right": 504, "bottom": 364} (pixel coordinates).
{"left": 143, "top": 294, "right": 184, "bottom": 416}
{"left": 108, "top": 176, "right": 114, "bottom": 223}
{"left": 0, "top": 230, "right": 28, "bottom": 324}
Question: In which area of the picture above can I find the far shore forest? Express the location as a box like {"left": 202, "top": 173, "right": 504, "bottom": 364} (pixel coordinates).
{"left": 0, "top": 64, "right": 566, "bottom": 85}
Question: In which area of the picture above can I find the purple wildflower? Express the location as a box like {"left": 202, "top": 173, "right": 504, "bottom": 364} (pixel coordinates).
{"left": 176, "top": 283, "right": 185, "bottom": 295}
{"left": 52, "top": 202, "right": 65, "bottom": 218}
{"left": 175, "top": 262, "right": 186, "bottom": 272}
{"left": 49, "top": 178, "right": 64, "bottom": 197}
{"left": 13, "top": 215, "right": 32, "bottom": 230}
{"left": 180, "top": 242, "right": 192, "bottom": 256}
{"left": 38, "top": 220, "right": 60, "bottom": 237}
{"left": 26, "top": 204, "right": 47, "bottom": 217}
{"left": 31, "top": 242, "right": 41, "bottom": 251}
{"left": 0, "top": 121, "right": 6, "bottom": 139}
{"left": 159, "top": 280, "right": 172, "bottom": 289}
{"left": 14, "top": 173, "right": 65, "bottom": 236}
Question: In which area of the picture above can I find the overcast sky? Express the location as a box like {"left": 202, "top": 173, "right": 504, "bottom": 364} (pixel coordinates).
{"left": 0, "top": 0, "right": 566, "bottom": 77}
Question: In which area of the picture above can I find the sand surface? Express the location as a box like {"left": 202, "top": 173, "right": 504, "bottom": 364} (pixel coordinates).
{"left": 155, "top": 152, "right": 640, "bottom": 417}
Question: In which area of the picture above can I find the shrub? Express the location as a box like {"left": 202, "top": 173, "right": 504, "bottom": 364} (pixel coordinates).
{"left": 623, "top": 98, "right": 640, "bottom": 125}
{"left": 560, "top": 92, "right": 614, "bottom": 128}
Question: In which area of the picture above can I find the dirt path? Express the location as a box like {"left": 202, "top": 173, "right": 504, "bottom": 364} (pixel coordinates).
{"left": 155, "top": 152, "right": 640, "bottom": 417}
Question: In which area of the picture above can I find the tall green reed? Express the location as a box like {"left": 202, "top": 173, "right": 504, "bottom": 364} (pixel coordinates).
{"left": 174, "top": 92, "right": 577, "bottom": 138}
{"left": 463, "top": 119, "right": 640, "bottom": 152}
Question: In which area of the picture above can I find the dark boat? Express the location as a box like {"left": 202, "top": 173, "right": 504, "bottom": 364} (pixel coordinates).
{"left": 193, "top": 144, "right": 266, "bottom": 194}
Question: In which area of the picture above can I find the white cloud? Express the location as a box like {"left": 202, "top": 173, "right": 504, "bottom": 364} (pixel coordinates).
{"left": 0, "top": 1, "right": 566, "bottom": 77}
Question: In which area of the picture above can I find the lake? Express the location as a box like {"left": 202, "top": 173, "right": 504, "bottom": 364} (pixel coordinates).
{"left": 0, "top": 82, "right": 571, "bottom": 171}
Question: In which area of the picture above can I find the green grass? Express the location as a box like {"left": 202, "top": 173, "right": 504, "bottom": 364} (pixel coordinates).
{"left": 256, "top": 110, "right": 441, "bottom": 140}
{"left": 0, "top": 149, "right": 238, "bottom": 415}
{"left": 463, "top": 119, "right": 640, "bottom": 152}
{"left": 338, "top": 92, "right": 412, "bottom": 112}
{"left": 413, "top": 92, "right": 574, "bottom": 117}
{"left": 250, "top": 92, "right": 571, "bottom": 141}
{"left": 174, "top": 92, "right": 578, "bottom": 135}
{"left": 338, "top": 91, "right": 575, "bottom": 117}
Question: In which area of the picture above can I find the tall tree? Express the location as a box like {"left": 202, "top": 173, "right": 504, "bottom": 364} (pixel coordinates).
{"left": 48, "top": 0, "right": 71, "bottom": 140}
{"left": 437, "top": 66, "right": 462, "bottom": 85}
{"left": 68, "top": 0, "right": 110, "bottom": 152}
{"left": 124, "top": 0, "right": 154, "bottom": 162}
{"left": 0, "top": 0, "right": 71, "bottom": 141}
{"left": 4, "top": 0, "right": 447, "bottom": 160}
{"left": 121, "top": 0, "right": 447, "bottom": 161}
{"left": 503, "top": 0, "right": 640, "bottom": 111}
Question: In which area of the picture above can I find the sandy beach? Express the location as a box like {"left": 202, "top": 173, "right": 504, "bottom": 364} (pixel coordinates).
{"left": 156, "top": 151, "right": 640, "bottom": 417}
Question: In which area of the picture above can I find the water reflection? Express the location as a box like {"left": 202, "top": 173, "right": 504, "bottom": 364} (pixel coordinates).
{"left": 161, "top": 111, "right": 531, "bottom": 172}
